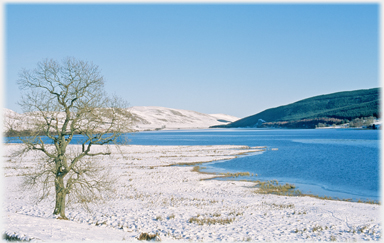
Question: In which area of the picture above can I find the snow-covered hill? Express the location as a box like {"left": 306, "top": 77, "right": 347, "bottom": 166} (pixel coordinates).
{"left": 3, "top": 107, "right": 239, "bottom": 132}
{"left": 129, "top": 106, "right": 238, "bottom": 131}
{"left": 3, "top": 108, "right": 30, "bottom": 132}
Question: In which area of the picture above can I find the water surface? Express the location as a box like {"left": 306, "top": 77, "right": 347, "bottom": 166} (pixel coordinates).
{"left": 6, "top": 128, "right": 380, "bottom": 201}
{"left": 123, "top": 128, "right": 380, "bottom": 201}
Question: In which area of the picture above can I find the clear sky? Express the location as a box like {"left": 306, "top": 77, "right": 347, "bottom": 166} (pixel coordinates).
{"left": 5, "top": 3, "right": 379, "bottom": 118}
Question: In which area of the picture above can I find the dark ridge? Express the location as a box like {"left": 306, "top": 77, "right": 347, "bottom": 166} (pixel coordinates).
{"left": 211, "top": 88, "right": 380, "bottom": 128}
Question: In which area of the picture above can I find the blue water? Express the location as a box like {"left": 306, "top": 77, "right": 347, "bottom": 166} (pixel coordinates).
{"left": 6, "top": 129, "right": 380, "bottom": 201}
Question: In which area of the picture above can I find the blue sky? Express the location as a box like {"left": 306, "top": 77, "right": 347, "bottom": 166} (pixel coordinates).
{"left": 5, "top": 3, "right": 379, "bottom": 118}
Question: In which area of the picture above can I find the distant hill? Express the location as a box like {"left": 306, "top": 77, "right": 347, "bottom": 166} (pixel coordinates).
{"left": 212, "top": 88, "right": 380, "bottom": 128}
{"left": 3, "top": 106, "right": 239, "bottom": 134}
{"left": 128, "top": 106, "right": 238, "bottom": 131}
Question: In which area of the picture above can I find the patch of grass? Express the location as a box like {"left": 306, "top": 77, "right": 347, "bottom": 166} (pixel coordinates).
{"left": 229, "top": 211, "right": 244, "bottom": 216}
{"left": 3, "top": 233, "right": 28, "bottom": 242}
{"left": 254, "top": 179, "right": 381, "bottom": 205}
{"left": 155, "top": 216, "right": 162, "bottom": 221}
{"left": 192, "top": 166, "right": 201, "bottom": 172}
{"left": 137, "top": 232, "right": 160, "bottom": 241}
{"left": 304, "top": 194, "right": 380, "bottom": 205}
{"left": 201, "top": 171, "right": 253, "bottom": 181}
{"left": 293, "top": 210, "right": 307, "bottom": 215}
{"left": 294, "top": 225, "right": 327, "bottom": 235}
{"left": 254, "top": 180, "right": 301, "bottom": 196}
{"left": 168, "top": 214, "right": 175, "bottom": 219}
{"left": 95, "top": 220, "right": 107, "bottom": 226}
{"left": 312, "top": 225, "right": 323, "bottom": 232}
{"left": 262, "top": 202, "right": 295, "bottom": 209}
{"left": 219, "top": 172, "right": 251, "bottom": 178}
{"left": 357, "top": 199, "right": 381, "bottom": 205}
{"left": 357, "top": 225, "right": 369, "bottom": 234}
{"left": 188, "top": 215, "right": 235, "bottom": 225}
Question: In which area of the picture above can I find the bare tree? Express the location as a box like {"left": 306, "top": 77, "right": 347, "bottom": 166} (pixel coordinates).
{"left": 14, "top": 57, "right": 132, "bottom": 219}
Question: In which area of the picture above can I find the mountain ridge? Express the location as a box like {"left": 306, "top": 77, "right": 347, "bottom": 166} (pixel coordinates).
{"left": 211, "top": 88, "right": 380, "bottom": 128}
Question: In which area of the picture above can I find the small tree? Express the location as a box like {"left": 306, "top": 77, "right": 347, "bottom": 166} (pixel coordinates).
{"left": 14, "top": 57, "right": 132, "bottom": 219}
{"left": 364, "top": 116, "right": 375, "bottom": 126}
{"left": 350, "top": 117, "right": 363, "bottom": 127}
{"left": 316, "top": 122, "right": 326, "bottom": 128}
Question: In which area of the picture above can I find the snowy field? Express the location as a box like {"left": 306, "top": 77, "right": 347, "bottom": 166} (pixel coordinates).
{"left": 3, "top": 144, "right": 381, "bottom": 242}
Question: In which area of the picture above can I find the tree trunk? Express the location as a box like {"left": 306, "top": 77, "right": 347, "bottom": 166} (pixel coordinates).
{"left": 53, "top": 175, "right": 67, "bottom": 219}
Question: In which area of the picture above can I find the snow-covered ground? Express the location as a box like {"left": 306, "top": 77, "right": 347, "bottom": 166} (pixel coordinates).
{"left": 3, "top": 144, "right": 381, "bottom": 241}
{"left": 3, "top": 107, "right": 239, "bottom": 133}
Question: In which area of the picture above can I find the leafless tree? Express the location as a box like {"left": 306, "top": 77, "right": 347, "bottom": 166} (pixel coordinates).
{"left": 14, "top": 57, "right": 132, "bottom": 219}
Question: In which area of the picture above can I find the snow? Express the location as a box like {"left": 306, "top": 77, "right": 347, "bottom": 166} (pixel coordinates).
{"left": 3, "top": 107, "right": 239, "bottom": 132}
{"left": 129, "top": 106, "right": 238, "bottom": 131}
{"left": 4, "top": 213, "right": 130, "bottom": 242}
{"left": 3, "top": 143, "right": 381, "bottom": 241}
{"left": 208, "top": 114, "right": 239, "bottom": 122}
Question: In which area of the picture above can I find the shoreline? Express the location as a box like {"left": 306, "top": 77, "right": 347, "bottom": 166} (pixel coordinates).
{"left": 3, "top": 126, "right": 378, "bottom": 139}
{"left": 3, "top": 144, "right": 381, "bottom": 241}
{"left": 189, "top": 163, "right": 380, "bottom": 205}
{"left": 170, "top": 147, "right": 380, "bottom": 204}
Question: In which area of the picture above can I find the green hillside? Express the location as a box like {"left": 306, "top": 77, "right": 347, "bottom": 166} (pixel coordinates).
{"left": 213, "top": 88, "right": 380, "bottom": 128}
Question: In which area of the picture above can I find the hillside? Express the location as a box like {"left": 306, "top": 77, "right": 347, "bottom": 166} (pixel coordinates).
{"left": 129, "top": 106, "right": 238, "bottom": 131}
{"left": 212, "top": 88, "right": 380, "bottom": 128}
{"left": 3, "top": 107, "right": 239, "bottom": 134}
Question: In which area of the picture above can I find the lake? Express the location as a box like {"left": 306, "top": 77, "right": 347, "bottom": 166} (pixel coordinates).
{"left": 6, "top": 128, "right": 380, "bottom": 201}
{"left": 124, "top": 128, "right": 380, "bottom": 201}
